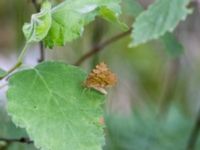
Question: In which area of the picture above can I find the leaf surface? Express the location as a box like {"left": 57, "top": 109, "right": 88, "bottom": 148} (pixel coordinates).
{"left": 7, "top": 62, "right": 105, "bottom": 150}
{"left": 44, "top": 0, "right": 122, "bottom": 48}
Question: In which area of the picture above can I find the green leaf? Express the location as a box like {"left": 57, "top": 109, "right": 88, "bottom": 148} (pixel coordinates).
{"left": 44, "top": 0, "right": 123, "bottom": 48}
{"left": 23, "top": 1, "right": 52, "bottom": 43}
{"left": 0, "top": 68, "right": 6, "bottom": 78}
{"left": 7, "top": 62, "right": 105, "bottom": 150}
{"left": 130, "top": 0, "right": 191, "bottom": 47}
{"left": 161, "top": 32, "right": 184, "bottom": 57}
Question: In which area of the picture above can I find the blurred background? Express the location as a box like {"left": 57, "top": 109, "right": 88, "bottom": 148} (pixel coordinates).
{"left": 1, "top": 0, "right": 200, "bottom": 149}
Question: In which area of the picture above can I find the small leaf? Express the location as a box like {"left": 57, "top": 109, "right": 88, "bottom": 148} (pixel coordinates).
{"left": 44, "top": 0, "right": 124, "bottom": 48}
{"left": 130, "top": 0, "right": 191, "bottom": 47}
{"left": 161, "top": 32, "right": 184, "bottom": 57}
{"left": 7, "top": 61, "right": 106, "bottom": 150}
{"left": 23, "top": 1, "right": 52, "bottom": 43}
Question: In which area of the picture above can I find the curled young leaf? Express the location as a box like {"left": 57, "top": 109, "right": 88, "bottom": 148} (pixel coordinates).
{"left": 23, "top": 1, "right": 52, "bottom": 43}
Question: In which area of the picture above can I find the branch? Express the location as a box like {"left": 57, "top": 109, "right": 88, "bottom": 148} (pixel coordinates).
{"left": 186, "top": 109, "right": 200, "bottom": 150}
{"left": 0, "top": 137, "right": 33, "bottom": 144}
{"left": 74, "top": 28, "right": 132, "bottom": 66}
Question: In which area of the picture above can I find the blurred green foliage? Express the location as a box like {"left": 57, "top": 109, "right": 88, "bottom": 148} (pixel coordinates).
{"left": 104, "top": 105, "right": 200, "bottom": 150}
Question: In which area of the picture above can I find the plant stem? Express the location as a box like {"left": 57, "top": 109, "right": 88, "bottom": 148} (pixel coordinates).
{"left": 74, "top": 28, "right": 132, "bottom": 66}
{"left": 38, "top": 42, "right": 45, "bottom": 62}
{"left": 186, "top": 109, "right": 200, "bottom": 150}
{"left": 17, "top": 43, "right": 29, "bottom": 64}
{"left": 9, "top": 44, "right": 29, "bottom": 74}
{"left": 0, "top": 44, "right": 29, "bottom": 80}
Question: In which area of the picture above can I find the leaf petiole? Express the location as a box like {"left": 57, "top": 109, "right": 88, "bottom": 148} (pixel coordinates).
{"left": 0, "top": 43, "right": 29, "bottom": 80}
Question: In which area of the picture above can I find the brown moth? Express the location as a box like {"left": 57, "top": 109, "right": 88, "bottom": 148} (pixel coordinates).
{"left": 84, "top": 62, "right": 117, "bottom": 94}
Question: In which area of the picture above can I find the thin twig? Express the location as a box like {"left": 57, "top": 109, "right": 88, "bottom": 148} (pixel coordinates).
{"left": 74, "top": 28, "right": 132, "bottom": 66}
{"left": 0, "top": 137, "right": 33, "bottom": 144}
{"left": 186, "top": 109, "right": 200, "bottom": 150}
{"left": 38, "top": 42, "right": 45, "bottom": 62}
